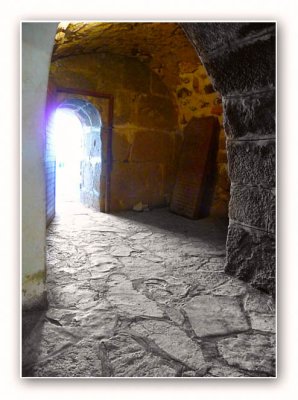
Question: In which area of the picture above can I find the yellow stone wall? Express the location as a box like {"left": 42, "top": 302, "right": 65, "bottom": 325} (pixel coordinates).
{"left": 176, "top": 63, "right": 230, "bottom": 216}
{"left": 50, "top": 53, "right": 180, "bottom": 211}
{"left": 50, "top": 41, "right": 230, "bottom": 215}
{"left": 51, "top": 22, "right": 230, "bottom": 217}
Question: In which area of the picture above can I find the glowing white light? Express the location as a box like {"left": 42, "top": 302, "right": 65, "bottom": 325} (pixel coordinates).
{"left": 52, "top": 109, "right": 83, "bottom": 204}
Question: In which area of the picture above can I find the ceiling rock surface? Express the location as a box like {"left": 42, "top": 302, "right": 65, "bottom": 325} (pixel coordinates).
{"left": 53, "top": 22, "right": 201, "bottom": 90}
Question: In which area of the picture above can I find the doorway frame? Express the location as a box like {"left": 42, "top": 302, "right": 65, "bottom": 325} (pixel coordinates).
{"left": 46, "top": 87, "right": 115, "bottom": 223}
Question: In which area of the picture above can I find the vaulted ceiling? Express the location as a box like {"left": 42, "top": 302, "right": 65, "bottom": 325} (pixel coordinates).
{"left": 52, "top": 22, "right": 202, "bottom": 90}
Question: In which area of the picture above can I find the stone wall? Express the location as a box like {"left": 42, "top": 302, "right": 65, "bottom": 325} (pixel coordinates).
{"left": 182, "top": 23, "right": 276, "bottom": 294}
{"left": 175, "top": 62, "right": 229, "bottom": 216}
{"left": 50, "top": 53, "right": 179, "bottom": 212}
{"left": 50, "top": 23, "right": 230, "bottom": 217}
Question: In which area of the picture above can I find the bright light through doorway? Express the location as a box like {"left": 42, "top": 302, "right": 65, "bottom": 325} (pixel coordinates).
{"left": 53, "top": 109, "right": 83, "bottom": 208}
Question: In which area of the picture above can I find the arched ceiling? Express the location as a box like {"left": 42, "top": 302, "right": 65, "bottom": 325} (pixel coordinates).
{"left": 52, "top": 22, "right": 202, "bottom": 90}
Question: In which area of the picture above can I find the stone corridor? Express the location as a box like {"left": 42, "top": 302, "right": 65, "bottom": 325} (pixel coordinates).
{"left": 22, "top": 203, "right": 276, "bottom": 377}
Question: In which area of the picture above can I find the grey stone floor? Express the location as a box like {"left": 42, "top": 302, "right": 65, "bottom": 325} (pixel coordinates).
{"left": 22, "top": 202, "right": 276, "bottom": 378}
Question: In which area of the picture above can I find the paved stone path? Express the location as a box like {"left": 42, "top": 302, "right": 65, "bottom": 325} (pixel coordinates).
{"left": 22, "top": 202, "right": 276, "bottom": 377}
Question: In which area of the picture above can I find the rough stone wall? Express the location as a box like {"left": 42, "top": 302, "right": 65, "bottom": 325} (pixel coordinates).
{"left": 52, "top": 23, "right": 230, "bottom": 217}
{"left": 176, "top": 62, "right": 229, "bottom": 216}
{"left": 182, "top": 23, "right": 276, "bottom": 294}
{"left": 50, "top": 53, "right": 179, "bottom": 211}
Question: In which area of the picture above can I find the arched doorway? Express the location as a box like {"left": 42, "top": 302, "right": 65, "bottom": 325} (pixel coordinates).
{"left": 45, "top": 98, "right": 102, "bottom": 224}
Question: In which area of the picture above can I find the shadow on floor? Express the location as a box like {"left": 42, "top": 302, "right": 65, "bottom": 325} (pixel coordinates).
{"left": 111, "top": 206, "right": 229, "bottom": 243}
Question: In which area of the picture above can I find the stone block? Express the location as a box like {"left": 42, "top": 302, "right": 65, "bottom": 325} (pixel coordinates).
{"left": 218, "top": 333, "right": 275, "bottom": 375}
{"left": 227, "top": 139, "right": 275, "bottom": 188}
{"left": 57, "top": 53, "right": 112, "bottom": 77}
{"left": 112, "top": 130, "right": 132, "bottom": 162}
{"left": 229, "top": 185, "right": 275, "bottom": 233}
{"left": 122, "top": 57, "right": 150, "bottom": 93}
{"left": 101, "top": 334, "right": 177, "bottom": 377}
{"left": 106, "top": 274, "right": 163, "bottom": 318}
{"left": 249, "top": 313, "right": 275, "bottom": 333}
{"left": 136, "top": 94, "right": 177, "bottom": 130}
{"left": 225, "top": 223, "right": 275, "bottom": 295}
{"left": 223, "top": 90, "right": 275, "bottom": 139}
{"left": 51, "top": 53, "right": 126, "bottom": 93}
{"left": 113, "top": 91, "right": 138, "bottom": 125}
{"left": 25, "top": 337, "right": 103, "bottom": 377}
{"left": 244, "top": 289, "right": 275, "bottom": 314}
{"left": 182, "top": 23, "right": 275, "bottom": 57}
{"left": 181, "top": 25, "right": 276, "bottom": 96}
{"left": 203, "top": 35, "right": 275, "bottom": 95}
{"left": 130, "top": 320, "right": 207, "bottom": 372}
{"left": 50, "top": 68, "right": 94, "bottom": 92}
{"left": 184, "top": 295, "right": 249, "bottom": 337}
{"left": 130, "top": 130, "right": 175, "bottom": 163}
{"left": 95, "top": 54, "right": 127, "bottom": 93}
{"left": 110, "top": 162, "right": 165, "bottom": 210}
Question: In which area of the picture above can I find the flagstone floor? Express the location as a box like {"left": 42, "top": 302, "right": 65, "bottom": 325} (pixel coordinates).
{"left": 22, "top": 202, "right": 276, "bottom": 378}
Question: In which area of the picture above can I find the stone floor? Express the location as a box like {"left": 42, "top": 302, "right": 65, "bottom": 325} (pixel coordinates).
{"left": 22, "top": 202, "right": 276, "bottom": 378}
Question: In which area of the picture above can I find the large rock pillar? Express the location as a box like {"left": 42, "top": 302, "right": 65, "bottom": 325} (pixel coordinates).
{"left": 182, "top": 23, "right": 276, "bottom": 295}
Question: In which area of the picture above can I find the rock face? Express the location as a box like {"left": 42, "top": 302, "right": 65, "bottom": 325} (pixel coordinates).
{"left": 26, "top": 338, "right": 103, "bottom": 377}
{"left": 100, "top": 334, "right": 178, "bottom": 377}
{"left": 22, "top": 204, "right": 276, "bottom": 377}
{"left": 229, "top": 184, "right": 275, "bottom": 233}
{"left": 223, "top": 91, "right": 275, "bottom": 139}
{"left": 218, "top": 333, "right": 276, "bottom": 375}
{"left": 225, "top": 224, "right": 275, "bottom": 294}
{"left": 184, "top": 295, "right": 249, "bottom": 337}
{"left": 106, "top": 274, "right": 164, "bottom": 318}
{"left": 129, "top": 320, "right": 207, "bottom": 373}
{"left": 182, "top": 22, "right": 276, "bottom": 295}
{"left": 227, "top": 140, "right": 275, "bottom": 189}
